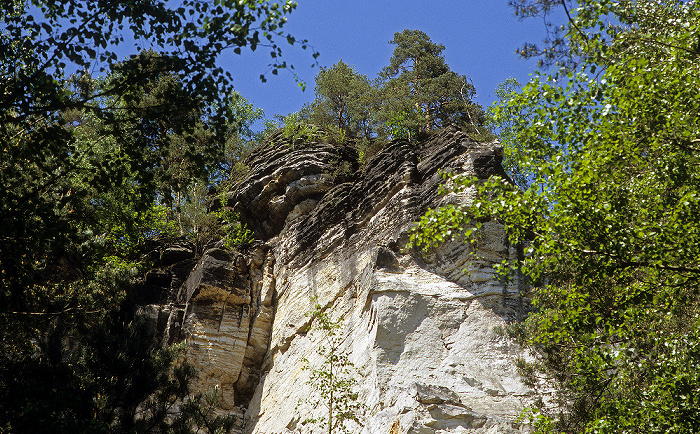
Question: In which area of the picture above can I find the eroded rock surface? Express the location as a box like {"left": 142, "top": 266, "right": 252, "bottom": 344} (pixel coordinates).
{"left": 146, "top": 127, "right": 534, "bottom": 433}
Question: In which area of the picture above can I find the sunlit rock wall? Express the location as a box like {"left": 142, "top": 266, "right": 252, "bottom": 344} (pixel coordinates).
{"left": 143, "top": 126, "right": 535, "bottom": 433}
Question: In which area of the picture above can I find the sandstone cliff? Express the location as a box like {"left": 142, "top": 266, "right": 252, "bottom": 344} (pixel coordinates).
{"left": 142, "top": 126, "right": 534, "bottom": 433}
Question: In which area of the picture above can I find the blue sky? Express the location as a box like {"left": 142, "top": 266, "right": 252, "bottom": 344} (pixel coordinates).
{"left": 219, "top": 0, "right": 561, "bottom": 120}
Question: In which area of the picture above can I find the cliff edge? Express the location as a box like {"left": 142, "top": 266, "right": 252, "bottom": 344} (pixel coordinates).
{"left": 142, "top": 126, "right": 533, "bottom": 433}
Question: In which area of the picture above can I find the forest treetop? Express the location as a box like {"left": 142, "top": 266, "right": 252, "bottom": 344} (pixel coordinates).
{"left": 298, "top": 29, "right": 486, "bottom": 142}
{"left": 1, "top": 0, "right": 315, "bottom": 127}
{"left": 0, "top": 1, "right": 309, "bottom": 432}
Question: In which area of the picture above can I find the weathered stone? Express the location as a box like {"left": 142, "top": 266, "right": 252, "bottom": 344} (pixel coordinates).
{"left": 376, "top": 245, "right": 402, "bottom": 272}
{"left": 147, "top": 127, "right": 539, "bottom": 432}
{"left": 161, "top": 244, "right": 195, "bottom": 266}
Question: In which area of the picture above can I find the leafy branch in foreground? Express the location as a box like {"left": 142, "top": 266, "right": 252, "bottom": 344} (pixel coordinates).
{"left": 416, "top": 1, "right": 700, "bottom": 432}
{"left": 487, "top": 78, "right": 537, "bottom": 190}
{"left": 172, "top": 386, "right": 238, "bottom": 434}
{"left": 0, "top": 1, "right": 311, "bottom": 431}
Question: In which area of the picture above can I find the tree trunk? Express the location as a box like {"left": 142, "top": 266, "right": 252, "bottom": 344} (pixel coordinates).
{"left": 176, "top": 188, "right": 184, "bottom": 236}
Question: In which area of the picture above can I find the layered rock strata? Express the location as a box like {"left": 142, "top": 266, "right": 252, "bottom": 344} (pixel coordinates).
{"left": 144, "top": 126, "right": 533, "bottom": 433}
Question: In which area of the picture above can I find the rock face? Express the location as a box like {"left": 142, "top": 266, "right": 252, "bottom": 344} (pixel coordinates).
{"left": 145, "top": 126, "right": 534, "bottom": 433}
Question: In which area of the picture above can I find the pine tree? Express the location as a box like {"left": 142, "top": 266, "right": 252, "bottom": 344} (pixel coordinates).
{"left": 379, "top": 30, "right": 484, "bottom": 135}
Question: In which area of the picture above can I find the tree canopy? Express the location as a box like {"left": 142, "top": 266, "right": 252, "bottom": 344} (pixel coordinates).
{"left": 380, "top": 29, "right": 484, "bottom": 135}
{"left": 298, "top": 30, "right": 486, "bottom": 141}
{"left": 415, "top": 1, "right": 700, "bottom": 432}
{"left": 2, "top": 0, "right": 308, "bottom": 119}
{"left": 0, "top": 1, "right": 307, "bottom": 431}
{"left": 300, "top": 60, "right": 378, "bottom": 138}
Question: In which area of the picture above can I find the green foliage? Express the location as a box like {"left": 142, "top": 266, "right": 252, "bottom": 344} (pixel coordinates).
{"left": 487, "top": 78, "right": 534, "bottom": 189}
{"left": 180, "top": 183, "right": 222, "bottom": 250}
{"left": 379, "top": 30, "right": 486, "bottom": 135}
{"left": 0, "top": 0, "right": 302, "bottom": 431}
{"left": 386, "top": 109, "right": 420, "bottom": 140}
{"left": 301, "top": 60, "right": 380, "bottom": 138}
{"left": 518, "top": 408, "right": 561, "bottom": 434}
{"left": 279, "top": 111, "right": 351, "bottom": 146}
{"left": 0, "top": 309, "right": 194, "bottom": 432}
{"left": 354, "top": 137, "right": 388, "bottom": 168}
{"left": 64, "top": 55, "right": 228, "bottom": 247}
{"left": 509, "top": 0, "right": 579, "bottom": 69}
{"left": 171, "top": 386, "right": 238, "bottom": 434}
{"left": 281, "top": 112, "right": 322, "bottom": 145}
{"left": 219, "top": 91, "right": 265, "bottom": 181}
{"left": 417, "top": 1, "right": 700, "bottom": 432}
{"left": 324, "top": 157, "right": 354, "bottom": 184}
{"left": 323, "top": 124, "right": 347, "bottom": 145}
{"left": 414, "top": 213, "right": 488, "bottom": 258}
{"left": 299, "top": 300, "right": 364, "bottom": 434}
{"left": 1, "top": 0, "right": 312, "bottom": 122}
{"left": 215, "top": 207, "right": 255, "bottom": 250}
{"left": 293, "top": 30, "right": 486, "bottom": 145}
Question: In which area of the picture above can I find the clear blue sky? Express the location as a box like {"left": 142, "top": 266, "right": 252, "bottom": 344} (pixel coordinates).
{"left": 218, "top": 0, "right": 560, "bottom": 121}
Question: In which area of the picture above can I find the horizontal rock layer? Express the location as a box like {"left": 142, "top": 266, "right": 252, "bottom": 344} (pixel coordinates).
{"left": 145, "top": 126, "right": 534, "bottom": 433}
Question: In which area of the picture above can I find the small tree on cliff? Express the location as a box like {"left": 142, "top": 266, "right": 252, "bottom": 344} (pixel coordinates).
{"left": 299, "top": 300, "right": 364, "bottom": 434}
